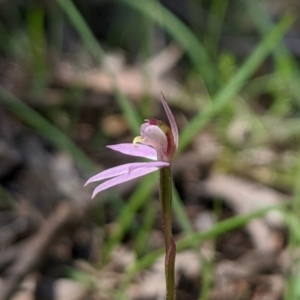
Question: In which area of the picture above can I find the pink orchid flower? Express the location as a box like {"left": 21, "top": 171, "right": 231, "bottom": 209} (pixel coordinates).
{"left": 85, "top": 94, "right": 179, "bottom": 199}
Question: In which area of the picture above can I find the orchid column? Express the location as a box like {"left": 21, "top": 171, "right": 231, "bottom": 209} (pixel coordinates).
{"left": 85, "top": 94, "right": 179, "bottom": 300}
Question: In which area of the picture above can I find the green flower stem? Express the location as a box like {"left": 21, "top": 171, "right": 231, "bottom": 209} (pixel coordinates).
{"left": 160, "top": 166, "right": 176, "bottom": 300}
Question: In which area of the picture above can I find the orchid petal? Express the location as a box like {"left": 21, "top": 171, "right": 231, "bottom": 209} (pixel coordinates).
{"left": 107, "top": 143, "right": 157, "bottom": 160}
{"left": 128, "top": 161, "right": 169, "bottom": 173}
{"left": 161, "top": 93, "right": 179, "bottom": 149}
{"left": 85, "top": 162, "right": 146, "bottom": 186}
{"left": 91, "top": 166, "right": 160, "bottom": 198}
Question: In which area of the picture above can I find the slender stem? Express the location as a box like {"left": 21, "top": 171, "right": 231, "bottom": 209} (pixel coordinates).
{"left": 159, "top": 166, "right": 176, "bottom": 300}
{"left": 160, "top": 167, "right": 172, "bottom": 250}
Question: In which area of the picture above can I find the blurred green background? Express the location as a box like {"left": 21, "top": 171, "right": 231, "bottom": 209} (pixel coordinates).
{"left": 0, "top": 0, "right": 300, "bottom": 299}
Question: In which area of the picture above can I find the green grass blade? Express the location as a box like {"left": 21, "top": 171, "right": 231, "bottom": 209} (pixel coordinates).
{"left": 173, "top": 186, "right": 194, "bottom": 234}
{"left": 114, "top": 90, "right": 141, "bottom": 135}
{"left": 0, "top": 20, "right": 10, "bottom": 56}
{"left": 205, "top": 0, "right": 229, "bottom": 58}
{"left": 244, "top": 0, "right": 300, "bottom": 115}
{"left": 122, "top": 203, "right": 287, "bottom": 286}
{"left": 244, "top": 0, "right": 296, "bottom": 75}
{"left": 179, "top": 13, "right": 295, "bottom": 152}
{"left": 0, "top": 86, "right": 96, "bottom": 175}
{"left": 134, "top": 199, "right": 156, "bottom": 256}
{"left": 56, "top": 0, "right": 105, "bottom": 61}
{"left": 56, "top": 0, "right": 141, "bottom": 134}
{"left": 104, "top": 176, "right": 193, "bottom": 258}
{"left": 121, "top": 0, "right": 217, "bottom": 91}
{"left": 103, "top": 173, "right": 157, "bottom": 260}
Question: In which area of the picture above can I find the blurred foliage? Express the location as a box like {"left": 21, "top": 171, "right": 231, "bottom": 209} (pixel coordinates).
{"left": 0, "top": 0, "right": 300, "bottom": 299}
